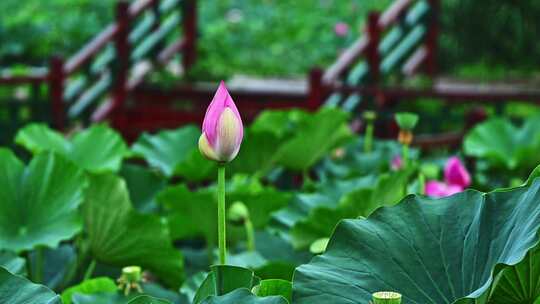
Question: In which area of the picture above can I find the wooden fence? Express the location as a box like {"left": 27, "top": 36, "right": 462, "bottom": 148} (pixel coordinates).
{"left": 1, "top": 0, "right": 540, "bottom": 148}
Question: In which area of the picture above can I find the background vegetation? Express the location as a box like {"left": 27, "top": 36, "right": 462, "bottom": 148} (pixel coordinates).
{"left": 2, "top": 0, "right": 538, "bottom": 79}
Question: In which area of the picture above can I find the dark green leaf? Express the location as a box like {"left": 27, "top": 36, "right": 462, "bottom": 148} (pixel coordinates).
{"left": 201, "top": 288, "right": 287, "bottom": 304}
{"left": 0, "top": 252, "right": 25, "bottom": 275}
{"left": 194, "top": 265, "right": 257, "bottom": 304}
{"left": 131, "top": 125, "right": 213, "bottom": 179}
{"left": 273, "top": 108, "right": 352, "bottom": 171}
{"left": 16, "top": 123, "right": 129, "bottom": 173}
{"left": 290, "top": 168, "right": 412, "bottom": 249}
{"left": 293, "top": 179, "right": 540, "bottom": 303}
{"left": 488, "top": 243, "right": 540, "bottom": 303}
{"left": 61, "top": 277, "right": 117, "bottom": 304}
{"left": 120, "top": 164, "right": 167, "bottom": 213}
{"left": 0, "top": 150, "right": 85, "bottom": 252}
{"left": 127, "top": 295, "right": 172, "bottom": 304}
{"left": 0, "top": 266, "right": 61, "bottom": 304}
{"left": 464, "top": 117, "right": 540, "bottom": 171}
{"left": 253, "top": 279, "right": 292, "bottom": 302}
{"left": 82, "top": 174, "right": 183, "bottom": 287}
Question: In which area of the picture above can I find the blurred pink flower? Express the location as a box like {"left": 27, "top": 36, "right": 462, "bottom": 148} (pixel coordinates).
{"left": 334, "top": 22, "right": 349, "bottom": 37}
{"left": 444, "top": 156, "right": 471, "bottom": 188}
{"left": 391, "top": 155, "right": 403, "bottom": 171}
{"left": 425, "top": 156, "right": 471, "bottom": 198}
{"left": 425, "top": 181, "right": 463, "bottom": 198}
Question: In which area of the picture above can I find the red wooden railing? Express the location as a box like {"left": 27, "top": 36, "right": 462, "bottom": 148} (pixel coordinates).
{"left": 1, "top": 0, "right": 540, "bottom": 149}
{"left": 0, "top": 0, "right": 197, "bottom": 132}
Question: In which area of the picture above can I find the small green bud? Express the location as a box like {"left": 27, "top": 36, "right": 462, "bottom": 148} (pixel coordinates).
{"left": 394, "top": 112, "right": 419, "bottom": 131}
{"left": 228, "top": 201, "right": 250, "bottom": 223}
{"left": 363, "top": 110, "right": 377, "bottom": 122}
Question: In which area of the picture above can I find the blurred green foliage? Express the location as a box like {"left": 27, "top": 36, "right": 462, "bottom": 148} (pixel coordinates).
{"left": 0, "top": 0, "right": 539, "bottom": 79}
{"left": 440, "top": 0, "right": 540, "bottom": 77}
{"left": 0, "top": 0, "right": 115, "bottom": 65}
{"left": 190, "top": 0, "right": 392, "bottom": 78}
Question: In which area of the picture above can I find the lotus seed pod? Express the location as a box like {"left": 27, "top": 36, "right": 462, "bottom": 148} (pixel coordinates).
{"left": 395, "top": 112, "right": 419, "bottom": 131}
{"left": 371, "top": 291, "right": 402, "bottom": 304}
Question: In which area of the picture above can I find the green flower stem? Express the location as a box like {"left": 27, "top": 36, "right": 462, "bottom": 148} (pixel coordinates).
{"left": 34, "top": 247, "right": 44, "bottom": 283}
{"left": 364, "top": 121, "right": 374, "bottom": 153}
{"left": 245, "top": 218, "right": 255, "bottom": 252}
{"left": 418, "top": 173, "right": 425, "bottom": 195}
{"left": 83, "top": 259, "right": 96, "bottom": 281}
{"left": 402, "top": 144, "right": 409, "bottom": 167}
{"left": 217, "top": 165, "right": 227, "bottom": 264}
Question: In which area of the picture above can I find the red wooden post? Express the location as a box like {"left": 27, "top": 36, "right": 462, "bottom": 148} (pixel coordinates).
{"left": 426, "top": 0, "right": 439, "bottom": 76}
{"left": 49, "top": 56, "right": 65, "bottom": 130}
{"left": 112, "top": 1, "right": 130, "bottom": 128}
{"left": 182, "top": 0, "right": 197, "bottom": 70}
{"left": 366, "top": 12, "right": 381, "bottom": 85}
{"left": 307, "top": 67, "right": 324, "bottom": 110}
{"left": 465, "top": 107, "right": 488, "bottom": 130}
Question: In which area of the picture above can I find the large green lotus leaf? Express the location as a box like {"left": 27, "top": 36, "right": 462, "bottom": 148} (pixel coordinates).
{"left": 290, "top": 168, "right": 414, "bottom": 249}
{"left": 127, "top": 295, "right": 172, "bottom": 304}
{"left": 15, "top": 123, "right": 129, "bottom": 173}
{"left": 174, "top": 149, "right": 216, "bottom": 182}
{"left": 464, "top": 117, "right": 540, "bottom": 170}
{"left": 293, "top": 179, "right": 540, "bottom": 304}
{"left": 253, "top": 279, "right": 292, "bottom": 302}
{"left": 120, "top": 164, "right": 167, "bottom": 213}
{"left": 271, "top": 175, "right": 376, "bottom": 242}
{"left": 488, "top": 243, "right": 540, "bottom": 303}
{"left": 227, "top": 176, "right": 292, "bottom": 228}
{"left": 228, "top": 231, "right": 311, "bottom": 282}
{"left": 193, "top": 265, "right": 257, "bottom": 304}
{"left": 32, "top": 244, "right": 76, "bottom": 289}
{"left": 273, "top": 108, "right": 353, "bottom": 172}
{"left": 0, "top": 266, "right": 61, "bottom": 303}
{"left": 71, "top": 293, "right": 125, "bottom": 304}
{"left": 69, "top": 282, "right": 180, "bottom": 304}
{"left": 131, "top": 125, "right": 215, "bottom": 180}
{"left": 158, "top": 178, "right": 290, "bottom": 243}
{"left": 82, "top": 174, "right": 183, "bottom": 287}
{"left": 250, "top": 109, "right": 309, "bottom": 139}
{"left": 0, "top": 252, "right": 25, "bottom": 275}
{"left": 228, "top": 129, "right": 283, "bottom": 177}
{"left": 201, "top": 289, "right": 287, "bottom": 304}
{"left": 157, "top": 184, "right": 216, "bottom": 242}
{"left": 0, "top": 149, "right": 85, "bottom": 252}
{"left": 14, "top": 123, "right": 69, "bottom": 154}
{"left": 181, "top": 272, "right": 208, "bottom": 303}
{"left": 61, "top": 277, "right": 117, "bottom": 304}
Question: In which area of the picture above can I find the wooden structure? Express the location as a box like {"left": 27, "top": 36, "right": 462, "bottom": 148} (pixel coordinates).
{"left": 1, "top": 0, "right": 540, "bottom": 146}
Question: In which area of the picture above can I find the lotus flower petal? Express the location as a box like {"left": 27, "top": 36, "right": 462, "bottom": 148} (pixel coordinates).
{"left": 444, "top": 156, "right": 471, "bottom": 188}
{"left": 199, "top": 81, "right": 243, "bottom": 162}
{"left": 391, "top": 155, "right": 403, "bottom": 171}
{"left": 425, "top": 180, "right": 464, "bottom": 198}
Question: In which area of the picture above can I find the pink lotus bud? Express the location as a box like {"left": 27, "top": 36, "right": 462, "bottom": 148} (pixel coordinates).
{"left": 444, "top": 156, "right": 471, "bottom": 188}
{"left": 334, "top": 22, "right": 349, "bottom": 37}
{"left": 425, "top": 180, "right": 464, "bottom": 198}
{"left": 198, "top": 81, "right": 243, "bottom": 162}
{"left": 390, "top": 155, "right": 403, "bottom": 171}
